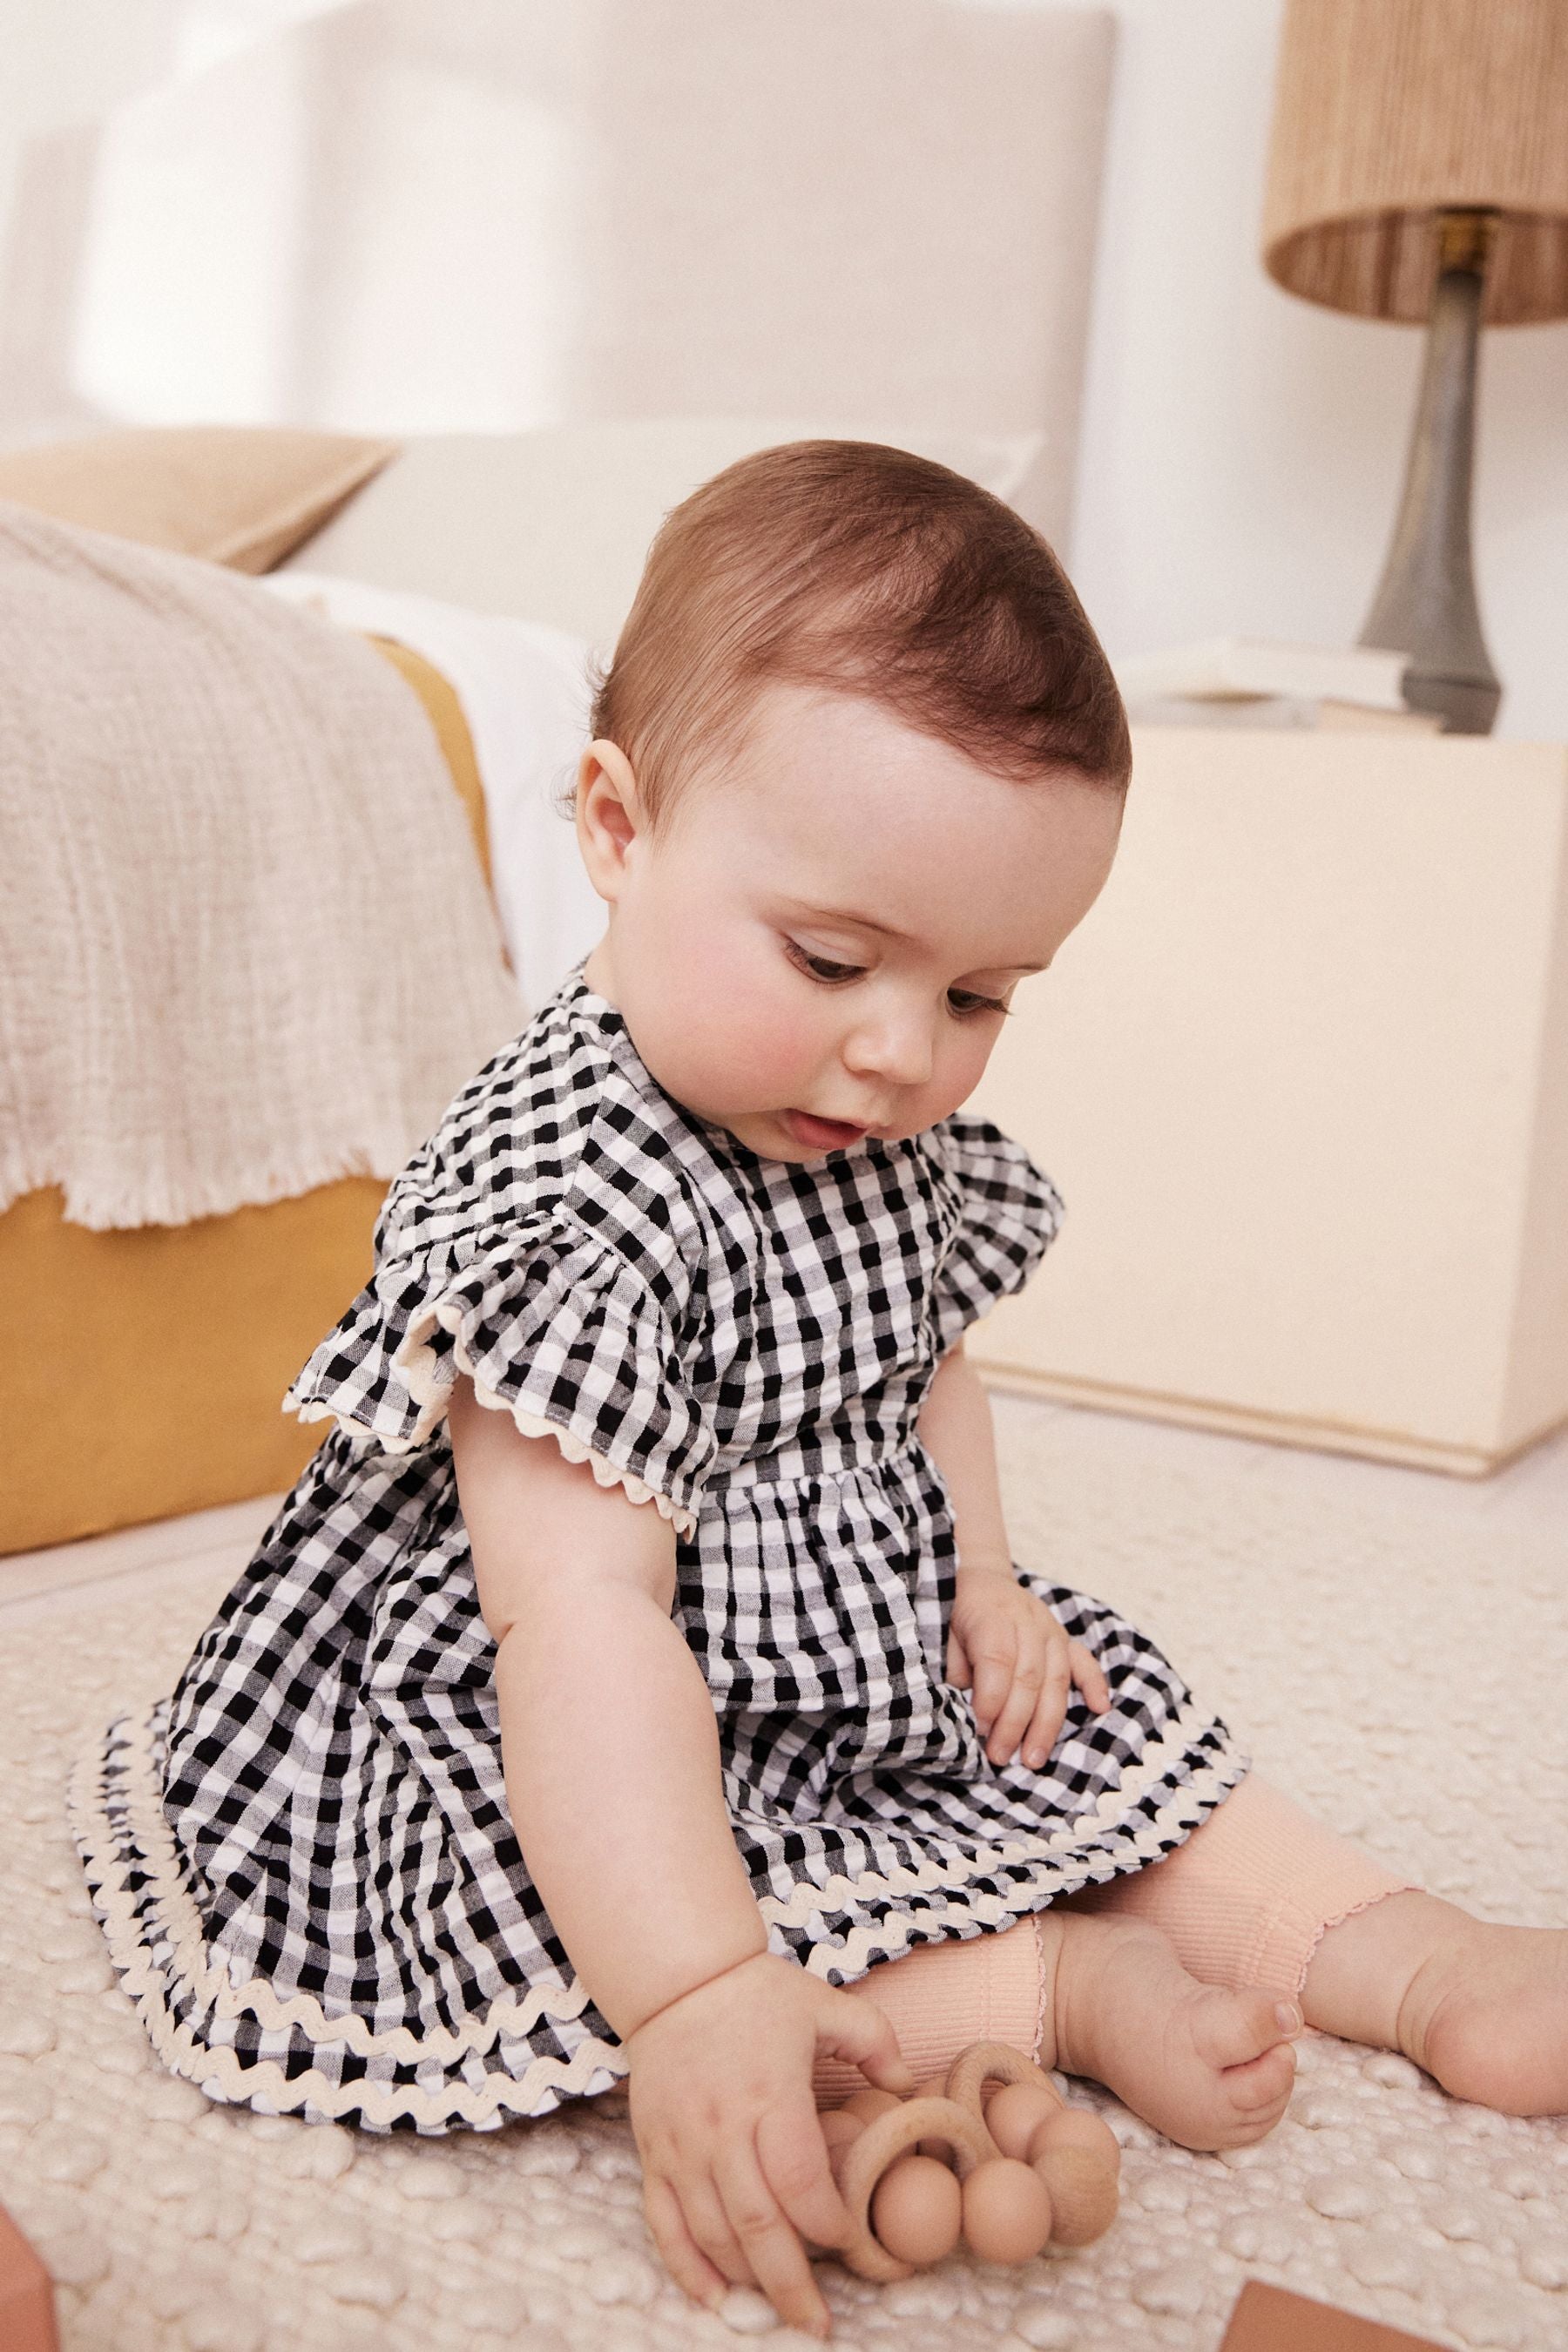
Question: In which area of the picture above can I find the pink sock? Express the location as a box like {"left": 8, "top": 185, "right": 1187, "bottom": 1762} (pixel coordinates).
{"left": 812, "top": 1916, "right": 1044, "bottom": 2105}
{"left": 1066, "top": 1772, "right": 1417, "bottom": 1998}
{"left": 812, "top": 1775, "right": 1417, "bottom": 2103}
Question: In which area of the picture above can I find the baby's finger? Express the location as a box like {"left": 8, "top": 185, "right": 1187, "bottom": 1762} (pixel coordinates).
{"left": 677, "top": 2171, "right": 754, "bottom": 2287}
{"left": 1021, "top": 1672, "right": 1072, "bottom": 1770}
{"left": 944, "top": 1624, "right": 972, "bottom": 1689}
{"left": 818, "top": 1988, "right": 916, "bottom": 2096}
{"left": 1016, "top": 1635, "right": 1072, "bottom": 1766}
{"left": 1068, "top": 1639, "right": 1112, "bottom": 1713}
{"left": 986, "top": 1649, "right": 1046, "bottom": 1765}
{"left": 756, "top": 2094, "right": 851, "bottom": 2253}
{"left": 968, "top": 1632, "right": 1017, "bottom": 1737}
{"left": 715, "top": 2146, "right": 830, "bottom": 2340}
{"left": 644, "top": 2171, "right": 731, "bottom": 2314}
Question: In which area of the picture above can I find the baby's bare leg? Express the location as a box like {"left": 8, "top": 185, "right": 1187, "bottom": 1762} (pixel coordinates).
{"left": 1302, "top": 1896, "right": 1568, "bottom": 2115}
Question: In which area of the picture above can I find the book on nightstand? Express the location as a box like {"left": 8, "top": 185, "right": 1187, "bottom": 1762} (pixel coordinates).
{"left": 1117, "top": 636, "right": 1409, "bottom": 706}
{"left": 1127, "top": 694, "right": 1442, "bottom": 733}
{"left": 1115, "top": 637, "right": 1441, "bottom": 733}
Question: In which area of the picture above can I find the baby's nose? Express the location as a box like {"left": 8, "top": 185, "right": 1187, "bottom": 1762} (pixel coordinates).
{"left": 843, "top": 1007, "right": 934, "bottom": 1088}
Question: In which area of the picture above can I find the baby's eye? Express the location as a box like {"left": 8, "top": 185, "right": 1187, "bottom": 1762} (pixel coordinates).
{"left": 947, "top": 987, "right": 1010, "bottom": 1018}
{"left": 785, "top": 940, "right": 865, "bottom": 986}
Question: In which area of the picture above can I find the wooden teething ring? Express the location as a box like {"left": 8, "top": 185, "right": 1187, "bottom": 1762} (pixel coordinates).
{"left": 834, "top": 2098, "right": 995, "bottom": 2281}
{"left": 944, "top": 2039, "right": 1068, "bottom": 2126}
{"left": 830, "top": 2041, "right": 1119, "bottom": 2281}
{"left": 948, "top": 2038, "right": 1120, "bottom": 2252}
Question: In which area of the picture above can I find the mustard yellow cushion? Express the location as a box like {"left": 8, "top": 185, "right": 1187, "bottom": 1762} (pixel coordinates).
{"left": 0, "top": 426, "right": 398, "bottom": 574}
{"left": 2, "top": 640, "right": 491, "bottom": 1556}
{"left": 363, "top": 638, "right": 493, "bottom": 896}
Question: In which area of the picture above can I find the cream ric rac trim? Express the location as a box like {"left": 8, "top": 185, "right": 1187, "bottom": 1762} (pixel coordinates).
{"left": 462, "top": 1386, "right": 697, "bottom": 1538}
{"left": 69, "top": 1708, "right": 628, "bottom": 2129}
{"left": 764, "top": 1701, "right": 1248, "bottom": 1952}
{"left": 77, "top": 1706, "right": 604, "bottom": 2060}
{"left": 290, "top": 1286, "right": 698, "bottom": 1538}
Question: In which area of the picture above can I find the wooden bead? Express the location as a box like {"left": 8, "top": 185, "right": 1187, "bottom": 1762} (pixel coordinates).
{"left": 1031, "top": 2146, "right": 1119, "bottom": 2248}
{"left": 985, "top": 2082, "right": 1062, "bottom": 2162}
{"left": 841, "top": 2085, "right": 902, "bottom": 2124}
{"left": 1029, "top": 2103, "right": 1121, "bottom": 2176}
{"left": 944, "top": 2042, "right": 1066, "bottom": 2131}
{"left": 869, "top": 2154, "right": 963, "bottom": 2268}
{"left": 835, "top": 2097, "right": 997, "bottom": 2284}
{"left": 960, "top": 2158, "right": 1054, "bottom": 2265}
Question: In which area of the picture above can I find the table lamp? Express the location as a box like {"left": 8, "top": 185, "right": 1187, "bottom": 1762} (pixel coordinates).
{"left": 1261, "top": 0, "right": 1568, "bottom": 733}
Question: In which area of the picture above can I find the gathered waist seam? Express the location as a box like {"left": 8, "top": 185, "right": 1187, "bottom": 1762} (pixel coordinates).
{"left": 706, "top": 1438, "right": 934, "bottom": 1501}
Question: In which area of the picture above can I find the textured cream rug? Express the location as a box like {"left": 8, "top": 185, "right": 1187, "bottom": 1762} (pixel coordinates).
{"left": 3, "top": 1396, "right": 1565, "bottom": 2352}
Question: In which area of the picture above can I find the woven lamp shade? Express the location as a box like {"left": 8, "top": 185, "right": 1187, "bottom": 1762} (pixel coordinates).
{"left": 1263, "top": 0, "right": 1568, "bottom": 326}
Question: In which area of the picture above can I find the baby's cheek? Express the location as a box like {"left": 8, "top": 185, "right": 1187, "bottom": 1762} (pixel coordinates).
{"left": 708, "top": 946, "right": 823, "bottom": 1083}
{"left": 711, "top": 989, "right": 821, "bottom": 1106}
{"left": 652, "top": 943, "right": 816, "bottom": 1112}
{"left": 906, "top": 1028, "right": 998, "bottom": 1131}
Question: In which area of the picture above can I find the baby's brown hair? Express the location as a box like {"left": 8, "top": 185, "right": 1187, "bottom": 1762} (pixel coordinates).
{"left": 586, "top": 439, "right": 1130, "bottom": 832}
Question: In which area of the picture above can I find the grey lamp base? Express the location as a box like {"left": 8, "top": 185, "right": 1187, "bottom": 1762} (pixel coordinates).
{"left": 1396, "top": 665, "right": 1502, "bottom": 737}
{"left": 1357, "top": 218, "right": 1502, "bottom": 738}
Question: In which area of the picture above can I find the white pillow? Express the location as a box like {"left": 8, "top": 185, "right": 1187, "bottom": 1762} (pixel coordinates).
{"left": 282, "top": 417, "right": 1045, "bottom": 656}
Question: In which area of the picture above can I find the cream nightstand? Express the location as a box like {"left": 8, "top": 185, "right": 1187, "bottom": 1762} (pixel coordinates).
{"left": 966, "top": 728, "right": 1568, "bottom": 1477}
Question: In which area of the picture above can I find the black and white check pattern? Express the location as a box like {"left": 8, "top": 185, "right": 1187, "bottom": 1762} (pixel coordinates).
{"left": 76, "top": 964, "right": 1247, "bottom": 2132}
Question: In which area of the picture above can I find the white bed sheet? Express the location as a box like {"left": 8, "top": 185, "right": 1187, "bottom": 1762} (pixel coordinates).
{"left": 263, "top": 571, "right": 604, "bottom": 1014}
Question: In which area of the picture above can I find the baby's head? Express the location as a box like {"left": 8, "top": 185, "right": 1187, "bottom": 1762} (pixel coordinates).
{"left": 575, "top": 440, "right": 1128, "bottom": 1161}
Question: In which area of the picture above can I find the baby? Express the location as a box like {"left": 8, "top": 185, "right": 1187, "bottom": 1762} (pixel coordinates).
{"left": 76, "top": 443, "right": 1566, "bottom": 2342}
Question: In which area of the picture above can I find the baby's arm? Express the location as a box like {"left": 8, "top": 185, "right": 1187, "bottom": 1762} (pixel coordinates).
{"left": 919, "top": 1342, "right": 1109, "bottom": 1766}
{"left": 447, "top": 1378, "right": 910, "bottom": 2335}
{"left": 449, "top": 1374, "right": 762, "bottom": 2027}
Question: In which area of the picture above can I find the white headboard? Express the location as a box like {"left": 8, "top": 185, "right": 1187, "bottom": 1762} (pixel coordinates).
{"left": 3, "top": 0, "right": 1116, "bottom": 553}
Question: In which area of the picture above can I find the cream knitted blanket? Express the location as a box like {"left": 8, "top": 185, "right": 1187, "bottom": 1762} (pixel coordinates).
{"left": 0, "top": 504, "right": 525, "bottom": 1229}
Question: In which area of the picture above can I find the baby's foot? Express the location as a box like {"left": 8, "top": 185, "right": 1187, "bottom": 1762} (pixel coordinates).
{"left": 1039, "top": 1913, "right": 1300, "bottom": 2151}
{"left": 1305, "top": 1890, "right": 1568, "bottom": 2115}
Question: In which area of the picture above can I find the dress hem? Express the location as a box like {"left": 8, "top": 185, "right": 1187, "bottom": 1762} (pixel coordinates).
{"left": 69, "top": 1696, "right": 1247, "bottom": 2134}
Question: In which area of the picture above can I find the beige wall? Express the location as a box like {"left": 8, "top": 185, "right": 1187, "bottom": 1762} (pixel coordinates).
{"left": 0, "top": 2, "right": 347, "bottom": 299}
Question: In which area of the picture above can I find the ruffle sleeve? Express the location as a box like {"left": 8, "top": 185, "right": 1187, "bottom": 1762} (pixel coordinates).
{"left": 284, "top": 1218, "right": 715, "bottom": 1538}
{"left": 929, "top": 1114, "right": 1064, "bottom": 1358}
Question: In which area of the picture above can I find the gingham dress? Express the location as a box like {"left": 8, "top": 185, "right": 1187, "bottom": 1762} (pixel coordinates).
{"left": 72, "top": 963, "right": 1247, "bottom": 2134}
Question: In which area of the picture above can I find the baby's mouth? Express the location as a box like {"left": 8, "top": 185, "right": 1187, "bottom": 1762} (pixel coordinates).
{"left": 781, "top": 1110, "right": 870, "bottom": 1152}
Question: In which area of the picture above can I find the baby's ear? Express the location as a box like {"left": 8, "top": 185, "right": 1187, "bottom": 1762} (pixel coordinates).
{"left": 575, "top": 739, "right": 643, "bottom": 896}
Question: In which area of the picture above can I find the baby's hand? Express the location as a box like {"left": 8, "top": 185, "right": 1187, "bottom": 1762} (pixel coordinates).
{"left": 947, "top": 1565, "right": 1111, "bottom": 1769}
{"left": 625, "top": 1950, "right": 914, "bottom": 2338}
